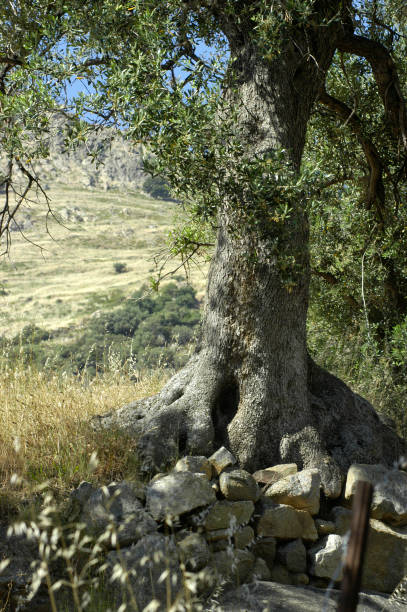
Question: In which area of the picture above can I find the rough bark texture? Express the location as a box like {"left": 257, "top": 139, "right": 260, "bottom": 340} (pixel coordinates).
{"left": 93, "top": 10, "right": 405, "bottom": 489}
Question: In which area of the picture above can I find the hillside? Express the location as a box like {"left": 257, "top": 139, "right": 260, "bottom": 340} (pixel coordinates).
{"left": 0, "top": 183, "right": 207, "bottom": 338}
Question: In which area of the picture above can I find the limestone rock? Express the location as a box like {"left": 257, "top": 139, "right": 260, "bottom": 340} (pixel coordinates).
{"left": 252, "top": 463, "right": 298, "bottom": 485}
{"left": 194, "top": 500, "right": 254, "bottom": 531}
{"left": 208, "top": 447, "right": 237, "bottom": 475}
{"left": 256, "top": 502, "right": 318, "bottom": 541}
{"left": 270, "top": 563, "right": 292, "bottom": 585}
{"left": 106, "top": 533, "right": 182, "bottom": 610}
{"left": 308, "top": 534, "right": 345, "bottom": 581}
{"left": 252, "top": 536, "right": 277, "bottom": 568}
{"left": 151, "top": 472, "right": 167, "bottom": 482}
{"left": 177, "top": 533, "right": 210, "bottom": 571}
{"left": 71, "top": 480, "right": 96, "bottom": 505}
{"left": 65, "top": 481, "right": 96, "bottom": 522}
{"left": 174, "top": 456, "right": 213, "bottom": 479}
{"left": 332, "top": 506, "right": 407, "bottom": 594}
{"left": 81, "top": 481, "right": 156, "bottom": 547}
{"left": 269, "top": 564, "right": 308, "bottom": 587}
{"left": 205, "top": 528, "right": 232, "bottom": 543}
{"left": 205, "top": 525, "right": 255, "bottom": 551}
{"left": 315, "top": 518, "right": 336, "bottom": 536}
{"left": 234, "top": 526, "right": 255, "bottom": 549}
{"left": 331, "top": 506, "right": 352, "bottom": 533}
{"left": 146, "top": 471, "right": 216, "bottom": 521}
{"left": 250, "top": 557, "right": 271, "bottom": 581}
{"left": 277, "top": 538, "right": 307, "bottom": 573}
{"left": 219, "top": 468, "right": 261, "bottom": 502}
{"left": 208, "top": 539, "right": 229, "bottom": 552}
{"left": 294, "top": 573, "right": 309, "bottom": 586}
{"left": 265, "top": 468, "right": 321, "bottom": 515}
{"left": 209, "top": 549, "right": 255, "bottom": 583}
{"left": 345, "top": 464, "right": 407, "bottom": 526}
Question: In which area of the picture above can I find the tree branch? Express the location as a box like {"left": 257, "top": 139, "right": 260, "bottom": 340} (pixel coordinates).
{"left": 318, "top": 85, "right": 386, "bottom": 224}
{"left": 336, "top": 34, "right": 407, "bottom": 148}
{"left": 311, "top": 268, "right": 360, "bottom": 311}
{"left": 0, "top": 55, "right": 23, "bottom": 66}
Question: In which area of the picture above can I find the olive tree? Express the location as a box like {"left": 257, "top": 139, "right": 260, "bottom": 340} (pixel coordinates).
{"left": 80, "top": 0, "right": 406, "bottom": 493}
{"left": 2, "top": 1, "right": 405, "bottom": 492}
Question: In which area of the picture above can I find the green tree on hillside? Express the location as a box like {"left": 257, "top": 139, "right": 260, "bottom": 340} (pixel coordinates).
{"left": 1, "top": 1, "right": 406, "bottom": 487}
{"left": 143, "top": 175, "right": 173, "bottom": 200}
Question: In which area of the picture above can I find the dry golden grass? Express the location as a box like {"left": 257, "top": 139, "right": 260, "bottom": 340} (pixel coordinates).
{"left": 0, "top": 354, "right": 170, "bottom": 510}
{"left": 0, "top": 182, "right": 208, "bottom": 515}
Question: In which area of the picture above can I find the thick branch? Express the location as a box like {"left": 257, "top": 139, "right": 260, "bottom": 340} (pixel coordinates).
{"left": 311, "top": 268, "right": 360, "bottom": 311}
{"left": 318, "top": 86, "right": 385, "bottom": 223}
{"left": 336, "top": 34, "right": 407, "bottom": 148}
{"left": 0, "top": 55, "right": 23, "bottom": 66}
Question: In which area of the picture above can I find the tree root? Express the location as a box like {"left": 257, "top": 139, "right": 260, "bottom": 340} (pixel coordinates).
{"left": 92, "top": 354, "right": 405, "bottom": 490}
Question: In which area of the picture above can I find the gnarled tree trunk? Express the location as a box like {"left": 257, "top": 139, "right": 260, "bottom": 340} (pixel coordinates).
{"left": 94, "top": 21, "right": 405, "bottom": 495}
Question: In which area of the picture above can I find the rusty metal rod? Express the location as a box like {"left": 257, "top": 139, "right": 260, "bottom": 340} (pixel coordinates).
{"left": 337, "top": 480, "right": 373, "bottom": 612}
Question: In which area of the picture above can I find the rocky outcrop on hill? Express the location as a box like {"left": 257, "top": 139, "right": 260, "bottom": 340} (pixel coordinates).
{"left": 36, "top": 122, "right": 147, "bottom": 191}
{"left": 1, "top": 118, "right": 147, "bottom": 194}
{"left": 2, "top": 451, "right": 407, "bottom": 611}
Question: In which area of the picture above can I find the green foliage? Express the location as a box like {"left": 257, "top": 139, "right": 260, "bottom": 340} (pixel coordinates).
{"left": 14, "top": 324, "right": 51, "bottom": 344}
{"left": 1, "top": 282, "right": 201, "bottom": 376}
{"left": 308, "top": 313, "right": 407, "bottom": 440}
{"left": 113, "top": 262, "right": 128, "bottom": 274}
{"left": 143, "top": 175, "right": 172, "bottom": 200}
{"left": 390, "top": 317, "right": 407, "bottom": 367}
{"left": 3, "top": 0, "right": 407, "bottom": 442}
{"left": 303, "top": 3, "right": 407, "bottom": 343}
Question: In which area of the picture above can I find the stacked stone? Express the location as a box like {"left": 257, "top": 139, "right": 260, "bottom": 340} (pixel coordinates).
{"left": 30, "top": 448, "right": 407, "bottom": 609}
{"left": 63, "top": 447, "right": 407, "bottom": 604}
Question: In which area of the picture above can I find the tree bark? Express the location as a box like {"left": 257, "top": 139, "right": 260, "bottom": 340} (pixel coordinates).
{"left": 93, "top": 16, "right": 405, "bottom": 492}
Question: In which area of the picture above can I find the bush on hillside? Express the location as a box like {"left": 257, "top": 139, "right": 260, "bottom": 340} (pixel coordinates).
{"left": 143, "top": 175, "right": 172, "bottom": 200}
{"left": 2, "top": 282, "right": 201, "bottom": 376}
{"left": 113, "top": 262, "right": 128, "bottom": 274}
{"left": 15, "top": 324, "right": 51, "bottom": 344}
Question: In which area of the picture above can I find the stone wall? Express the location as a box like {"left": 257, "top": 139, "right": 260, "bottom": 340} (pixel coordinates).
{"left": 1, "top": 447, "right": 407, "bottom": 610}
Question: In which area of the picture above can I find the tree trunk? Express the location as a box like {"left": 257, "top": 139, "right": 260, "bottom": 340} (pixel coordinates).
{"left": 93, "top": 31, "right": 405, "bottom": 494}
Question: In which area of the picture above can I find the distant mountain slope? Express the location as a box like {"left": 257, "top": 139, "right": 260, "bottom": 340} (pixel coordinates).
{"left": 36, "top": 120, "right": 148, "bottom": 191}
{"left": 0, "top": 118, "right": 147, "bottom": 193}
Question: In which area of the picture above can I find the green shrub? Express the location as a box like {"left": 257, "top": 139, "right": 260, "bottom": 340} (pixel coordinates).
{"left": 3, "top": 282, "right": 201, "bottom": 377}
{"left": 113, "top": 262, "right": 128, "bottom": 274}
{"left": 308, "top": 312, "right": 407, "bottom": 441}
{"left": 15, "top": 324, "right": 51, "bottom": 344}
{"left": 143, "top": 175, "right": 172, "bottom": 200}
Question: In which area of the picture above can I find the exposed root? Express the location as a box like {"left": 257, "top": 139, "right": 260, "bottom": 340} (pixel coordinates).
{"left": 92, "top": 353, "right": 405, "bottom": 484}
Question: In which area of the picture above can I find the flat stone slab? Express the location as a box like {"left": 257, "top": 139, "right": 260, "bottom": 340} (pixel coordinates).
{"left": 146, "top": 471, "right": 216, "bottom": 521}
{"left": 207, "top": 581, "right": 405, "bottom": 611}
{"left": 253, "top": 464, "right": 298, "bottom": 485}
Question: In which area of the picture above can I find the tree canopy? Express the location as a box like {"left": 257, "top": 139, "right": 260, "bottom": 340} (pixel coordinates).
{"left": 2, "top": 2, "right": 407, "bottom": 340}
{"left": 1, "top": 1, "right": 407, "bottom": 470}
